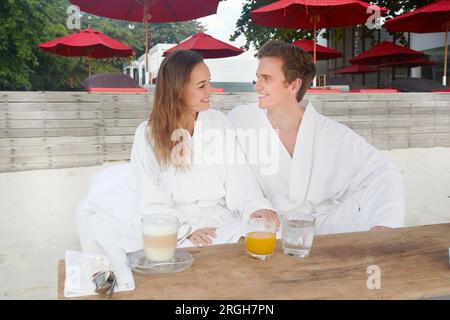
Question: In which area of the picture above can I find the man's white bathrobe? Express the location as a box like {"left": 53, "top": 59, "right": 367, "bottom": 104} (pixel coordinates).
{"left": 76, "top": 109, "right": 273, "bottom": 256}
{"left": 228, "top": 101, "right": 405, "bottom": 234}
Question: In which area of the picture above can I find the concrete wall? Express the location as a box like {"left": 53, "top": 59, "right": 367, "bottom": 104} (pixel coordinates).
{"left": 1, "top": 91, "right": 449, "bottom": 172}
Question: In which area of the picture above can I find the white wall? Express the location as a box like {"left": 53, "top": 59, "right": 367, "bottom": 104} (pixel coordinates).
{"left": 126, "top": 43, "right": 257, "bottom": 84}
{"left": 148, "top": 43, "right": 176, "bottom": 81}
{"left": 410, "top": 32, "right": 445, "bottom": 51}
{"left": 409, "top": 33, "right": 446, "bottom": 80}
{"left": 125, "top": 31, "right": 329, "bottom": 84}
{"left": 204, "top": 50, "right": 258, "bottom": 83}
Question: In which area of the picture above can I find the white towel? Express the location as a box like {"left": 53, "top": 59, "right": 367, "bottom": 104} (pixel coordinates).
{"left": 64, "top": 250, "right": 135, "bottom": 298}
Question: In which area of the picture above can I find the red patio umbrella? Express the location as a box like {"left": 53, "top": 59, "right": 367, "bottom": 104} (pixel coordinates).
{"left": 377, "top": 57, "right": 435, "bottom": 79}
{"left": 385, "top": 0, "right": 450, "bottom": 85}
{"left": 334, "top": 64, "right": 378, "bottom": 75}
{"left": 38, "top": 28, "right": 134, "bottom": 77}
{"left": 292, "top": 39, "right": 342, "bottom": 60}
{"left": 378, "top": 57, "right": 434, "bottom": 69}
{"left": 350, "top": 41, "right": 426, "bottom": 88}
{"left": 251, "top": 0, "right": 387, "bottom": 63}
{"left": 163, "top": 32, "right": 243, "bottom": 59}
{"left": 349, "top": 41, "right": 425, "bottom": 66}
{"left": 70, "top": 0, "right": 220, "bottom": 84}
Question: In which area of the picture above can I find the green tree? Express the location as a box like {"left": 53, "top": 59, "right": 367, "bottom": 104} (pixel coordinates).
{"left": 375, "top": 0, "right": 436, "bottom": 19}
{"left": 80, "top": 14, "right": 206, "bottom": 58}
{"left": 0, "top": 0, "right": 206, "bottom": 91}
{"left": 231, "top": 0, "right": 436, "bottom": 51}
{"left": 0, "top": 0, "right": 54, "bottom": 90}
{"left": 230, "top": 0, "right": 312, "bottom": 51}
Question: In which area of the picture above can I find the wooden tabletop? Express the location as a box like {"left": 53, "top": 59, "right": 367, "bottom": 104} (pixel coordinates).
{"left": 58, "top": 223, "right": 450, "bottom": 300}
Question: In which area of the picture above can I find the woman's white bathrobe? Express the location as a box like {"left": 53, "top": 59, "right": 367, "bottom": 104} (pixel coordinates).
{"left": 228, "top": 101, "right": 405, "bottom": 234}
{"left": 76, "top": 109, "right": 273, "bottom": 256}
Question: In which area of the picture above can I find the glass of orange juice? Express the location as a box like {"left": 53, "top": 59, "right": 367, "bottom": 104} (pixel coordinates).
{"left": 245, "top": 218, "right": 276, "bottom": 260}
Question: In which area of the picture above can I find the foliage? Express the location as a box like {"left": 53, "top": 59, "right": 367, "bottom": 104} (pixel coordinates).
{"left": 230, "top": 0, "right": 313, "bottom": 51}
{"left": 231, "top": 0, "right": 437, "bottom": 50}
{"left": 0, "top": 0, "right": 205, "bottom": 91}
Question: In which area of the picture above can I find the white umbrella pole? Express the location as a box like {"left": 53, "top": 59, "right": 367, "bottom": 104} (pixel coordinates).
{"left": 313, "top": 23, "right": 317, "bottom": 64}
{"left": 313, "top": 20, "right": 318, "bottom": 87}
{"left": 144, "top": 4, "right": 150, "bottom": 85}
{"left": 443, "top": 21, "right": 448, "bottom": 86}
{"left": 88, "top": 50, "right": 92, "bottom": 77}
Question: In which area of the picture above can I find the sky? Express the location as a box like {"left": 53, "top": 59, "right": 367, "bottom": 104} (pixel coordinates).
{"left": 198, "top": 0, "right": 249, "bottom": 49}
{"left": 164, "top": 1, "right": 442, "bottom": 83}
{"left": 196, "top": 0, "right": 258, "bottom": 82}
{"left": 195, "top": 0, "right": 326, "bottom": 83}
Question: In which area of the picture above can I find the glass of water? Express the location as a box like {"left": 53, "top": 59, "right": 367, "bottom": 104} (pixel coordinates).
{"left": 280, "top": 212, "right": 316, "bottom": 258}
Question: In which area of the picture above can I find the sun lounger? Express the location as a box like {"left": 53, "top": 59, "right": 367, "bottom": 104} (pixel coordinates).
{"left": 326, "top": 77, "right": 367, "bottom": 90}
{"left": 87, "top": 88, "right": 147, "bottom": 93}
{"left": 391, "top": 78, "right": 446, "bottom": 92}
{"left": 82, "top": 72, "right": 146, "bottom": 93}
{"left": 349, "top": 89, "right": 399, "bottom": 93}
{"left": 307, "top": 89, "right": 341, "bottom": 93}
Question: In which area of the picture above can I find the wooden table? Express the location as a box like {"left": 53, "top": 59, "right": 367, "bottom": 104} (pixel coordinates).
{"left": 58, "top": 223, "right": 450, "bottom": 299}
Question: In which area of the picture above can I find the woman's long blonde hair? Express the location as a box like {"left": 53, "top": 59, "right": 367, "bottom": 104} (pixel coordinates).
{"left": 147, "top": 50, "right": 204, "bottom": 170}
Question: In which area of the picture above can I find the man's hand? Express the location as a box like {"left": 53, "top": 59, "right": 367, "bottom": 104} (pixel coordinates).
{"left": 370, "top": 226, "right": 392, "bottom": 231}
{"left": 250, "top": 209, "right": 280, "bottom": 231}
{"left": 188, "top": 228, "right": 217, "bottom": 247}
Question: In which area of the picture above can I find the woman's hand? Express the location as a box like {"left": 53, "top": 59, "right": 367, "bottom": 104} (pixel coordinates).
{"left": 250, "top": 209, "right": 280, "bottom": 231}
{"left": 188, "top": 228, "right": 217, "bottom": 247}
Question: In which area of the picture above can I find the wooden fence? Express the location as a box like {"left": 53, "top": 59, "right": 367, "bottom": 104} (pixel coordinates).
{"left": 1, "top": 91, "right": 449, "bottom": 172}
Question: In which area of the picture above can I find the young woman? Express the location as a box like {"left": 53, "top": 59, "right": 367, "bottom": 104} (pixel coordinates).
{"left": 77, "top": 50, "right": 276, "bottom": 254}
{"left": 130, "top": 50, "right": 277, "bottom": 246}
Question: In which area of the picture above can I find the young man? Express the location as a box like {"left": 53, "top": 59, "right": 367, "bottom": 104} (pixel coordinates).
{"left": 228, "top": 40, "right": 405, "bottom": 234}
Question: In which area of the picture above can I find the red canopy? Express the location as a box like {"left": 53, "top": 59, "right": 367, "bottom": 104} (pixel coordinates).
{"left": 384, "top": 0, "right": 450, "bottom": 86}
{"left": 38, "top": 28, "right": 134, "bottom": 76}
{"left": 38, "top": 28, "right": 133, "bottom": 58}
{"left": 70, "top": 0, "right": 220, "bottom": 83}
{"left": 385, "top": 0, "right": 450, "bottom": 33}
{"left": 250, "top": 0, "right": 387, "bottom": 29}
{"left": 70, "top": 0, "right": 220, "bottom": 23}
{"left": 349, "top": 41, "right": 425, "bottom": 66}
{"left": 250, "top": 0, "right": 386, "bottom": 64}
{"left": 292, "top": 39, "right": 342, "bottom": 60}
{"left": 163, "top": 33, "right": 243, "bottom": 59}
{"left": 378, "top": 57, "right": 434, "bottom": 69}
{"left": 334, "top": 65, "right": 378, "bottom": 75}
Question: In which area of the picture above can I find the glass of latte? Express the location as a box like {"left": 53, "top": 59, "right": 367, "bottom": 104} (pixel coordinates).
{"left": 141, "top": 214, "right": 191, "bottom": 262}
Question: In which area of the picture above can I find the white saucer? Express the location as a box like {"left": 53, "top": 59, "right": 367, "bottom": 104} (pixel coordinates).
{"left": 127, "top": 249, "right": 194, "bottom": 274}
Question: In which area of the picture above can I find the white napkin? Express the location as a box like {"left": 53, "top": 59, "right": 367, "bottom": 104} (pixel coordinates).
{"left": 64, "top": 250, "right": 135, "bottom": 298}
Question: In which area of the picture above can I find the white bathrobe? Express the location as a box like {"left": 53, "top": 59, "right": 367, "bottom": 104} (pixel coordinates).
{"left": 130, "top": 109, "right": 273, "bottom": 237}
{"left": 228, "top": 100, "right": 405, "bottom": 234}
{"left": 76, "top": 109, "right": 273, "bottom": 256}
